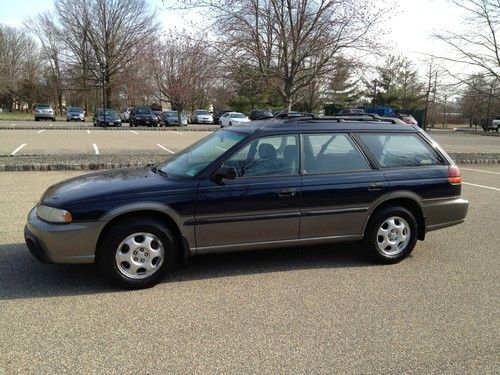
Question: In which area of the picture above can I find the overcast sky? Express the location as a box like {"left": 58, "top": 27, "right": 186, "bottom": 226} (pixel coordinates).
{"left": 1, "top": 0, "right": 467, "bottom": 70}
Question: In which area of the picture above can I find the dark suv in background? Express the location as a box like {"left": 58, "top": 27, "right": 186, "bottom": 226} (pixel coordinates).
{"left": 129, "top": 106, "right": 160, "bottom": 127}
{"left": 249, "top": 109, "right": 273, "bottom": 121}
{"left": 25, "top": 116, "right": 468, "bottom": 289}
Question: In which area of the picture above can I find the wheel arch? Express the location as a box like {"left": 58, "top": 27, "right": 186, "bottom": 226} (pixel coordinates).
{"left": 364, "top": 193, "right": 426, "bottom": 241}
{"left": 95, "top": 204, "right": 193, "bottom": 262}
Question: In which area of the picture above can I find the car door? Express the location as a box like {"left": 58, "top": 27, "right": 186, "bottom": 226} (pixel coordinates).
{"left": 195, "top": 134, "right": 301, "bottom": 251}
{"left": 299, "top": 132, "right": 387, "bottom": 239}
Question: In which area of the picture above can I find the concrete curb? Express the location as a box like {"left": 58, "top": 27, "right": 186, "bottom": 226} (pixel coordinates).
{"left": 1, "top": 153, "right": 499, "bottom": 172}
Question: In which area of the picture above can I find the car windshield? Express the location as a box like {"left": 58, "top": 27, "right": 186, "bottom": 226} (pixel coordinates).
{"left": 136, "top": 107, "right": 152, "bottom": 114}
{"left": 37, "top": 104, "right": 51, "bottom": 108}
{"left": 97, "top": 109, "right": 118, "bottom": 117}
{"left": 158, "top": 130, "right": 247, "bottom": 177}
{"left": 165, "top": 112, "right": 177, "bottom": 117}
{"left": 68, "top": 107, "right": 83, "bottom": 112}
{"left": 231, "top": 113, "right": 246, "bottom": 118}
{"left": 197, "top": 111, "right": 210, "bottom": 115}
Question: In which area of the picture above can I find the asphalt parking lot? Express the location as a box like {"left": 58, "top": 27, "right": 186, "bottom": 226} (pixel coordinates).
{"left": 0, "top": 165, "right": 498, "bottom": 373}
{"left": 0, "top": 120, "right": 499, "bottom": 156}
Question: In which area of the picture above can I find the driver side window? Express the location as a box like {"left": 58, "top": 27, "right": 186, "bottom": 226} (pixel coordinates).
{"left": 224, "top": 135, "right": 299, "bottom": 178}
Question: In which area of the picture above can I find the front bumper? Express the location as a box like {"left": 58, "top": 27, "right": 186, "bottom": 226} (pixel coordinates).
{"left": 67, "top": 115, "right": 84, "bottom": 121}
{"left": 35, "top": 113, "right": 54, "bottom": 119}
{"left": 197, "top": 118, "right": 213, "bottom": 124}
{"left": 24, "top": 206, "right": 105, "bottom": 264}
{"left": 135, "top": 118, "right": 158, "bottom": 126}
{"left": 97, "top": 120, "right": 121, "bottom": 127}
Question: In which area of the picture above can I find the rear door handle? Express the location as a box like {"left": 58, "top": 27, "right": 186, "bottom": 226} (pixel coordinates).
{"left": 368, "top": 182, "right": 384, "bottom": 191}
{"left": 278, "top": 188, "right": 296, "bottom": 197}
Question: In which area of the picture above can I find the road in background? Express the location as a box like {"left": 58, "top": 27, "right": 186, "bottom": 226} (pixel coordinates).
{"left": 0, "top": 165, "right": 498, "bottom": 373}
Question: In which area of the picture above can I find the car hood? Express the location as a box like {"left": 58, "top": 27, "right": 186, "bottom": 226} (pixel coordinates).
{"left": 40, "top": 166, "right": 194, "bottom": 207}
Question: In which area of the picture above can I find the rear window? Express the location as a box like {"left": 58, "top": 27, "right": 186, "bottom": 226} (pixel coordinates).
{"left": 358, "top": 133, "right": 444, "bottom": 167}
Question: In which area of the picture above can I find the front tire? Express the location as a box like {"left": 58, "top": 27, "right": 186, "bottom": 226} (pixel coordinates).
{"left": 97, "top": 218, "right": 178, "bottom": 289}
{"left": 363, "top": 206, "right": 417, "bottom": 264}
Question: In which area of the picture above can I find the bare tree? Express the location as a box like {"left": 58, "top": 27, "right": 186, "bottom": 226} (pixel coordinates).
{"left": 54, "top": 0, "right": 94, "bottom": 111}
{"left": 177, "top": 0, "right": 382, "bottom": 111}
{"left": 51, "top": 0, "right": 159, "bottom": 108}
{"left": 151, "top": 35, "right": 214, "bottom": 125}
{"left": 434, "top": 0, "right": 500, "bottom": 91}
{"left": 0, "top": 25, "right": 37, "bottom": 111}
{"left": 25, "top": 12, "right": 65, "bottom": 115}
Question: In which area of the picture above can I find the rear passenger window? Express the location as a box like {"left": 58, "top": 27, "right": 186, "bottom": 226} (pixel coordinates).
{"left": 302, "top": 134, "right": 370, "bottom": 174}
{"left": 358, "top": 134, "right": 444, "bottom": 167}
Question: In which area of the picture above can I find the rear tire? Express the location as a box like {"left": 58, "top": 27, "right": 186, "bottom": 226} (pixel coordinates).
{"left": 97, "top": 217, "right": 178, "bottom": 289}
{"left": 363, "top": 206, "right": 418, "bottom": 264}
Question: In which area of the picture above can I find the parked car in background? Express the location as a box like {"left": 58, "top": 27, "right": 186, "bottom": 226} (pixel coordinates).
{"left": 24, "top": 117, "right": 468, "bottom": 289}
{"left": 190, "top": 110, "right": 213, "bottom": 124}
{"left": 483, "top": 116, "right": 500, "bottom": 132}
{"left": 249, "top": 109, "right": 273, "bottom": 121}
{"left": 66, "top": 107, "right": 85, "bottom": 122}
{"left": 93, "top": 109, "right": 122, "bottom": 127}
{"left": 398, "top": 113, "right": 418, "bottom": 126}
{"left": 129, "top": 106, "right": 160, "bottom": 127}
{"left": 219, "top": 111, "right": 251, "bottom": 127}
{"left": 337, "top": 108, "right": 366, "bottom": 115}
{"left": 34, "top": 104, "right": 55, "bottom": 122}
{"left": 159, "top": 111, "right": 188, "bottom": 126}
{"left": 213, "top": 110, "right": 232, "bottom": 124}
{"left": 120, "top": 107, "right": 133, "bottom": 123}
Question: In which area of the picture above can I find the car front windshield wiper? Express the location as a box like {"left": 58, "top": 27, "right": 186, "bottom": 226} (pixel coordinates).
{"left": 151, "top": 166, "right": 168, "bottom": 178}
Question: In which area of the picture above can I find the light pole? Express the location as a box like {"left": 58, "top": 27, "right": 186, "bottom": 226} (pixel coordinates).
{"left": 99, "top": 63, "right": 106, "bottom": 124}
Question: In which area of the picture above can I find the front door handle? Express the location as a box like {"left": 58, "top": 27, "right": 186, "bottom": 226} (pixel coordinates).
{"left": 278, "top": 188, "right": 296, "bottom": 197}
{"left": 368, "top": 182, "right": 384, "bottom": 191}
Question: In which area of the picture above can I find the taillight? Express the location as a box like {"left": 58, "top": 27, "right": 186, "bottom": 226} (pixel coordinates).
{"left": 448, "top": 165, "right": 461, "bottom": 184}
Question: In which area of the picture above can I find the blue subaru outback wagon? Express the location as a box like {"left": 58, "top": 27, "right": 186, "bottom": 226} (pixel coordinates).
{"left": 25, "top": 117, "right": 468, "bottom": 289}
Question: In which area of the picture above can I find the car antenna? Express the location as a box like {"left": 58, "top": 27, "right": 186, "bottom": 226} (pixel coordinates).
{"left": 262, "top": 97, "right": 303, "bottom": 127}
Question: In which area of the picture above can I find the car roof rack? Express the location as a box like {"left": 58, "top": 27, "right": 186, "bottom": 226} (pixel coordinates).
{"left": 282, "top": 114, "right": 402, "bottom": 125}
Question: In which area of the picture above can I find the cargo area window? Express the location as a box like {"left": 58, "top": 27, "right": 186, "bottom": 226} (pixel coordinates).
{"left": 358, "top": 133, "right": 445, "bottom": 167}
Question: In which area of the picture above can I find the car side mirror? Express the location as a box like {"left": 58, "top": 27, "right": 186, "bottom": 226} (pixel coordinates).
{"left": 213, "top": 166, "right": 237, "bottom": 182}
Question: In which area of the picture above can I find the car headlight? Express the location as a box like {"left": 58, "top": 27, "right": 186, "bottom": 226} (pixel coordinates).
{"left": 37, "top": 205, "right": 73, "bottom": 223}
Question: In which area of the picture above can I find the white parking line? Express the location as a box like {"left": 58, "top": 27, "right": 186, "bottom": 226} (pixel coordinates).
{"left": 157, "top": 144, "right": 174, "bottom": 154}
{"left": 11, "top": 143, "right": 27, "bottom": 155}
{"left": 168, "top": 130, "right": 184, "bottom": 135}
{"left": 461, "top": 167, "right": 500, "bottom": 175}
{"left": 36, "top": 129, "right": 45, "bottom": 134}
{"left": 216, "top": 146, "right": 227, "bottom": 151}
{"left": 92, "top": 143, "right": 100, "bottom": 155}
{"left": 463, "top": 182, "right": 500, "bottom": 192}
{"left": 130, "top": 130, "right": 138, "bottom": 134}
{"left": 87, "top": 130, "right": 91, "bottom": 134}
{"left": 10, "top": 124, "right": 15, "bottom": 127}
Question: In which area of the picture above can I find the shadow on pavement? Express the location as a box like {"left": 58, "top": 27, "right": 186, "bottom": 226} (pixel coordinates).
{"left": 0, "top": 241, "right": 370, "bottom": 300}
